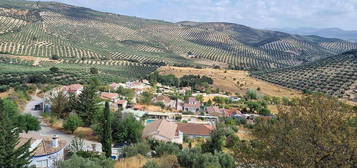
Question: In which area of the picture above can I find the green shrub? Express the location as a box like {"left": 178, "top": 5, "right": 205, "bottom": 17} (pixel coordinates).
{"left": 63, "top": 113, "right": 84, "bottom": 133}
{"left": 143, "top": 160, "right": 159, "bottom": 168}
{"left": 154, "top": 143, "right": 180, "bottom": 157}
{"left": 123, "top": 142, "right": 151, "bottom": 157}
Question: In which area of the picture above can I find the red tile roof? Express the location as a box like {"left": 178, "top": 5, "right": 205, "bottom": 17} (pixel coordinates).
{"left": 184, "top": 103, "right": 201, "bottom": 108}
{"left": 63, "top": 84, "right": 83, "bottom": 93}
{"left": 116, "top": 99, "right": 127, "bottom": 104}
{"left": 100, "top": 92, "right": 119, "bottom": 100}
{"left": 177, "top": 123, "right": 214, "bottom": 136}
{"left": 142, "top": 119, "right": 178, "bottom": 141}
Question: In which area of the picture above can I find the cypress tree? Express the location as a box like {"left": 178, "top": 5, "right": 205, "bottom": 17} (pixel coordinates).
{"left": 74, "top": 84, "right": 99, "bottom": 126}
{"left": 101, "top": 101, "right": 112, "bottom": 158}
{"left": 0, "top": 99, "right": 33, "bottom": 168}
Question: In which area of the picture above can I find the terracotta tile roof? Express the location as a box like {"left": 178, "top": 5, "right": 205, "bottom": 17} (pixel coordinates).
{"left": 63, "top": 84, "right": 83, "bottom": 93}
{"left": 142, "top": 119, "right": 178, "bottom": 141}
{"left": 18, "top": 133, "right": 67, "bottom": 157}
{"left": 100, "top": 92, "right": 119, "bottom": 100}
{"left": 184, "top": 103, "right": 201, "bottom": 108}
{"left": 116, "top": 99, "right": 127, "bottom": 104}
{"left": 206, "top": 106, "right": 221, "bottom": 113}
{"left": 177, "top": 123, "right": 214, "bottom": 136}
{"left": 224, "top": 108, "right": 240, "bottom": 116}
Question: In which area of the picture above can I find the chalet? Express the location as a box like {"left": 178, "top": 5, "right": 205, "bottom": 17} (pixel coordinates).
{"left": 19, "top": 134, "right": 67, "bottom": 168}
{"left": 177, "top": 123, "right": 214, "bottom": 138}
{"left": 142, "top": 119, "right": 183, "bottom": 144}
{"left": 183, "top": 97, "right": 201, "bottom": 113}
{"left": 63, "top": 84, "right": 83, "bottom": 95}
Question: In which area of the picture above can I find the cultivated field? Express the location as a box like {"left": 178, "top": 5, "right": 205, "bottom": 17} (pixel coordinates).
{"left": 158, "top": 66, "right": 301, "bottom": 98}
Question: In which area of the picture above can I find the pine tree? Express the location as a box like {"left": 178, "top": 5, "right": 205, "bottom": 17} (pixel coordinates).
{"left": 101, "top": 102, "right": 112, "bottom": 158}
{"left": 74, "top": 84, "right": 100, "bottom": 126}
{"left": 0, "top": 99, "right": 33, "bottom": 168}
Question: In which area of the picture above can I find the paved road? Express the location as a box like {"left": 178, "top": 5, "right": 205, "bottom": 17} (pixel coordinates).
{"left": 24, "top": 95, "right": 102, "bottom": 152}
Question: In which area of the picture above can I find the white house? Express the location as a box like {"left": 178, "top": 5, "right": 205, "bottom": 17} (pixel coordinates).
{"left": 19, "top": 133, "right": 67, "bottom": 168}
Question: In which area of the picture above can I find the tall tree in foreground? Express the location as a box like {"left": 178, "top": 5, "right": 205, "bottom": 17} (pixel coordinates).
{"left": 112, "top": 114, "right": 143, "bottom": 144}
{"left": 235, "top": 94, "right": 357, "bottom": 167}
{"left": 0, "top": 99, "right": 33, "bottom": 168}
{"left": 101, "top": 102, "right": 112, "bottom": 158}
{"left": 73, "top": 81, "right": 100, "bottom": 126}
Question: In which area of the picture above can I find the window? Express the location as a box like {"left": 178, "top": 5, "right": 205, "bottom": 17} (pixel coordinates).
{"left": 37, "top": 159, "right": 48, "bottom": 168}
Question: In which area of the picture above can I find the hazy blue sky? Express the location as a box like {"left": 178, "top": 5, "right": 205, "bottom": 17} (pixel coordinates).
{"left": 38, "top": 0, "right": 357, "bottom": 30}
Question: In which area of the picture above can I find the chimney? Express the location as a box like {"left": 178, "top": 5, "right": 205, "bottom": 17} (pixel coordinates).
{"left": 51, "top": 135, "right": 59, "bottom": 148}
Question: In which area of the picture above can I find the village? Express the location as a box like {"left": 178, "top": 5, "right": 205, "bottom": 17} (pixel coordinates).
{"left": 18, "top": 72, "right": 280, "bottom": 167}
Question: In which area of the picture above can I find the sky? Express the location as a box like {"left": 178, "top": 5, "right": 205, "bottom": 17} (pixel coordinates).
{"left": 37, "top": 0, "right": 357, "bottom": 30}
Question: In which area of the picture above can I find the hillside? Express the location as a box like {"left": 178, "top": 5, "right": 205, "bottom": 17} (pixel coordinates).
{"left": 274, "top": 27, "right": 357, "bottom": 43}
{"left": 251, "top": 50, "right": 357, "bottom": 101}
{"left": 158, "top": 66, "right": 301, "bottom": 98}
{"left": 0, "top": 0, "right": 356, "bottom": 73}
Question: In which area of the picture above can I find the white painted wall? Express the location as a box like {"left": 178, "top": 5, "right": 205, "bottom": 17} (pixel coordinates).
{"left": 29, "top": 148, "right": 64, "bottom": 168}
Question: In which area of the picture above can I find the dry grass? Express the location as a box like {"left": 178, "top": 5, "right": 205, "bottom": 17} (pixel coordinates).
{"left": 115, "top": 155, "right": 149, "bottom": 168}
{"left": 236, "top": 126, "right": 254, "bottom": 141}
{"left": 52, "top": 120, "right": 63, "bottom": 129}
{"left": 0, "top": 88, "right": 14, "bottom": 98}
{"left": 73, "top": 127, "right": 98, "bottom": 141}
{"left": 4, "top": 55, "right": 60, "bottom": 66}
{"left": 267, "top": 105, "right": 279, "bottom": 115}
{"left": 159, "top": 66, "right": 301, "bottom": 98}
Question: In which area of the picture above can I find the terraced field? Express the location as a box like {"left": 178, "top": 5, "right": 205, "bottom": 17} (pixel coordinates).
{"left": 251, "top": 50, "right": 357, "bottom": 101}
{"left": 0, "top": 0, "right": 356, "bottom": 72}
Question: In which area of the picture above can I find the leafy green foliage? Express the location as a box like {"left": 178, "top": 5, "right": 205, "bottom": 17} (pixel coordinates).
{"left": 0, "top": 99, "right": 33, "bottom": 168}
{"left": 123, "top": 142, "right": 151, "bottom": 157}
{"left": 90, "top": 67, "right": 99, "bottom": 74}
{"left": 116, "top": 86, "right": 135, "bottom": 102}
{"left": 143, "top": 160, "right": 159, "bottom": 168}
{"left": 16, "top": 114, "right": 40, "bottom": 133}
{"left": 177, "top": 148, "right": 235, "bottom": 168}
{"left": 112, "top": 114, "right": 143, "bottom": 144}
{"left": 49, "top": 91, "right": 71, "bottom": 118}
{"left": 101, "top": 102, "right": 112, "bottom": 158}
{"left": 50, "top": 67, "right": 60, "bottom": 73}
{"left": 64, "top": 113, "right": 84, "bottom": 133}
{"left": 154, "top": 143, "right": 181, "bottom": 157}
{"left": 235, "top": 94, "right": 357, "bottom": 167}
{"left": 71, "top": 83, "right": 100, "bottom": 126}
{"left": 140, "top": 91, "right": 154, "bottom": 104}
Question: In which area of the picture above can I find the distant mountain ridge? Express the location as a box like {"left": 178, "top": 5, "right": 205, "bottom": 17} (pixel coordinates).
{"left": 273, "top": 27, "right": 357, "bottom": 43}
{"left": 0, "top": 0, "right": 356, "bottom": 71}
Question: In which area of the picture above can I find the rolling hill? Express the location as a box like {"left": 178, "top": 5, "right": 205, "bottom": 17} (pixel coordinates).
{"left": 0, "top": 0, "right": 357, "bottom": 71}
{"left": 251, "top": 50, "right": 357, "bottom": 101}
{"left": 273, "top": 27, "right": 357, "bottom": 43}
